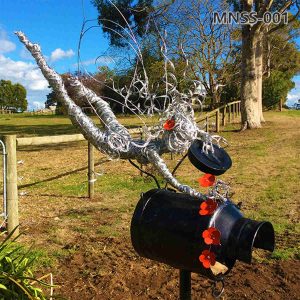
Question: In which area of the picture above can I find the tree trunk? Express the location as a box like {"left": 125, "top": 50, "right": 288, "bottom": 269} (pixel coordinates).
{"left": 241, "top": 27, "right": 261, "bottom": 129}
{"left": 266, "top": 27, "right": 271, "bottom": 79}
{"left": 256, "top": 32, "right": 265, "bottom": 123}
{"left": 279, "top": 98, "right": 283, "bottom": 111}
{"left": 212, "top": 90, "right": 220, "bottom": 109}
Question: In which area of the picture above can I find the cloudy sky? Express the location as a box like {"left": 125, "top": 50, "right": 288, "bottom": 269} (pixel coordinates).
{"left": 287, "top": 75, "right": 300, "bottom": 107}
{"left": 0, "top": 0, "right": 299, "bottom": 110}
{"left": 0, "top": 0, "right": 110, "bottom": 110}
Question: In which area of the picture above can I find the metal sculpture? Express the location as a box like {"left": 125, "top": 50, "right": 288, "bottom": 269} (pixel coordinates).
{"left": 15, "top": 24, "right": 274, "bottom": 299}
{"left": 15, "top": 31, "right": 223, "bottom": 199}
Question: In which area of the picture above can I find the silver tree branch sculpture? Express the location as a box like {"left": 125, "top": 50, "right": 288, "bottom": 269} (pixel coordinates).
{"left": 15, "top": 31, "right": 223, "bottom": 198}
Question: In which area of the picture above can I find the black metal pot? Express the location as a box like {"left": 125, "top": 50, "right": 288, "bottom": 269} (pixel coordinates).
{"left": 131, "top": 189, "right": 275, "bottom": 280}
{"left": 188, "top": 140, "right": 232, "bottom": 175}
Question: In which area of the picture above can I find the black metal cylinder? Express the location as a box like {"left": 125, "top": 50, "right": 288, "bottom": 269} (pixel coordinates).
{"left": 131, "top": 189, "right": 275, "bottom": 280}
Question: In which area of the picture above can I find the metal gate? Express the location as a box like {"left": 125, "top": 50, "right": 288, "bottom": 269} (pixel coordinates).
{"left": 0, "top": 139, "right": 7, "bottom": 221}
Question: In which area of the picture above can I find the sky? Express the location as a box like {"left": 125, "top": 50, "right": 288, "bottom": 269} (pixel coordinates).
{"left": 0, "top": 0, "right": 299, "bottom": 110}
{"left": 0, "top": 0, "right": 112, "bottom": 110}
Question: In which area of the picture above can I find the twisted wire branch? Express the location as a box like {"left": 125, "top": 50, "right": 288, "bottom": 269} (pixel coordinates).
{"left": 15, "top": 31, "right": 212, "bottom": 198}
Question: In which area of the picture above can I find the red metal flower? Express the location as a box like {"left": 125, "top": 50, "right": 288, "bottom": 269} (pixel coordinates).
{"left": 199, "top": 250, "right": 216, "bottom": 269}
{"left": 198, "top": 174, "right": 216, "bottom": 187}
{"left": 202, "top": 227, "right": 221, "bottom": 245}
{"left": 163, "top": 119, "right": 175, "bottom": 130}
{"left": 199, "top": 199, "right": 218, "bottom": 216}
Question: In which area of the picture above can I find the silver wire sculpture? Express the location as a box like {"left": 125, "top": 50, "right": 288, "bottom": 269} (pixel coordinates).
{"left": 15, "top": 9, "right": 228, "bottom": 199}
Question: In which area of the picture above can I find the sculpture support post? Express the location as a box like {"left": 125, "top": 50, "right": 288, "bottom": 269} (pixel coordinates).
{"left": 179, "top": 270, "right": 191, "bottom": 300}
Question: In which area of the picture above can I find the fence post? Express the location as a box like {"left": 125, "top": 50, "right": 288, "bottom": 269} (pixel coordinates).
{"left": 235, "top": 103, "right": 238, "bottom": 118}
{"left": 228, "top": 105, "right": 231, "bottom": 123}
{"left": 88, "top": 142, "right": 95, "bottom": 199}
{"left": 222, "top": 106, "right": 226, "bottom": 127}
{"left": 233, "top": 103, "right": 235, "bottom": 122}
{"left": 205, "top": 116, "right": 209, "bottom": 132}
{"left": 3, "top": 135, "right": 19, "bottom": 236}
{"left": 216, "top": 109, "right": 220, "bottom": 132}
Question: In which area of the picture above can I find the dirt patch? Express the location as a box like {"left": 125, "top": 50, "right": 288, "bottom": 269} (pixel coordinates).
{"left": 52, "top": 235, "right": 300, "bottom": 300}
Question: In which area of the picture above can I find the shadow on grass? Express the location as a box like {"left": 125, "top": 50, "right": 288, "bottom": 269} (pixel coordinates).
{"left": 1, "top": 124, "right": 82, "bottom": 137}
{"left": 222, "top": 128, "right": 241, "bottom": 133}
{"left": 19, "top": 158, "right": 110, "bottom": 189}
{"left": 17, "top": 141, "right": 87, "bottom": 152}
{"left": 39, "top": 194, "right": 89, "bottom": 199}
{"left": 2, "top": 124, "right": 141, "bottom": 139}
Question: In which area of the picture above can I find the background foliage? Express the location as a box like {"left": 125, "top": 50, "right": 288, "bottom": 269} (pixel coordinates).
{"left": 0, "top": 80, "right": 28, "bottom": 112}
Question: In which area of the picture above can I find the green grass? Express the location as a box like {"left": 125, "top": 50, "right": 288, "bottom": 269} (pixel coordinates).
{"left": 271, "top": 247, "right": 300, "bottom": 260}
{"left": 0, "top": 112, "right": 158, "bottom": 137}
{"left": 2, "top": 240, "right": 55, "bottom": 269}
{"left": 277, "top": 109, "right": 300, "bottom": 117}
{"left": 0, "top": 110, "right": 212, "bottom": 137}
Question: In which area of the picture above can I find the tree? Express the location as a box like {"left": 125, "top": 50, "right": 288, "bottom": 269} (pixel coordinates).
{"left": 163, "top": 0, "right": 238, "bottom": 108}
{"left": 45, "top": 69, "right": 120, "bottom": 114}
{"left": 264, "top": 20, "right": 300, "bottom": 77}
{"left": 93, "top": 0, "right": 239, "bottom": 110}
{"left": 92, "top": 0, "right": 172, "bottom": 48}
{"left": 262, "top": 20, "right": 300, "bottom": 109}
{"left": 0, "top": 80, "right": 14, "bottom": 109}
{"left": 262, "top": 70, "right": 295, "bottom": 109}
{"left": 233, "top": 0, "right": 300, "bottom": 129}
{"left": 0, "top": 80, "right": 28, "bottom": 112}
{"left": 13, "top": 83, "right": 27, "bottom": 112}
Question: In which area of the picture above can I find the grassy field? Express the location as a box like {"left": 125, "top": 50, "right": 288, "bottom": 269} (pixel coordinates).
{"left": 0, "top": 112, "right": 160, "bottom": 137}
{"left": 0, "top": 110, "right": 299, "bottom": 299}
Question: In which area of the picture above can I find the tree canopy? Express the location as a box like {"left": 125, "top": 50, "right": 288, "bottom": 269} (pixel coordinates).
{"left": 0, "top": 80, "right": 28, "bottom": 112}
{"left": 85, "top": 0, "right": 300, "bottom": 117}
{"left": 263, "top": 70, "right": 295, "bottom": 109}
{"left": 92, "top": 0, "right": 155, "bottom": 47}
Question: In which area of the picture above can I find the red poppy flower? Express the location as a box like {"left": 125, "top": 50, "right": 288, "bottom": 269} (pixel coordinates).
{"left": 202, "top": 227, "right": 221, "bottom": 245}
{"left": 163, "top": 119, "right": 175, "bottom": 130}
{"left": 198, "top": 174, "right": 216, "bottom": 187}
{"left": 199, "top": 199, "right": 218, "bottom": 216}
{"left": 199, "top": 250, "right": 216, "bottom": 269}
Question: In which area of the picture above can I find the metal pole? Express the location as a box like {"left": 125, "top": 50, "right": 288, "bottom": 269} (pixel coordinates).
{"left": 180, "top": 270, "right": 191, "bottom": 300}
{"left": 140, "top": 131, "right": 144, "bottom": 175}
{"left": 88, "top": 142, "right": 95, "bottom": 199}
{"left": 3, "top": 135, "right": 19, "bottom": 236}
